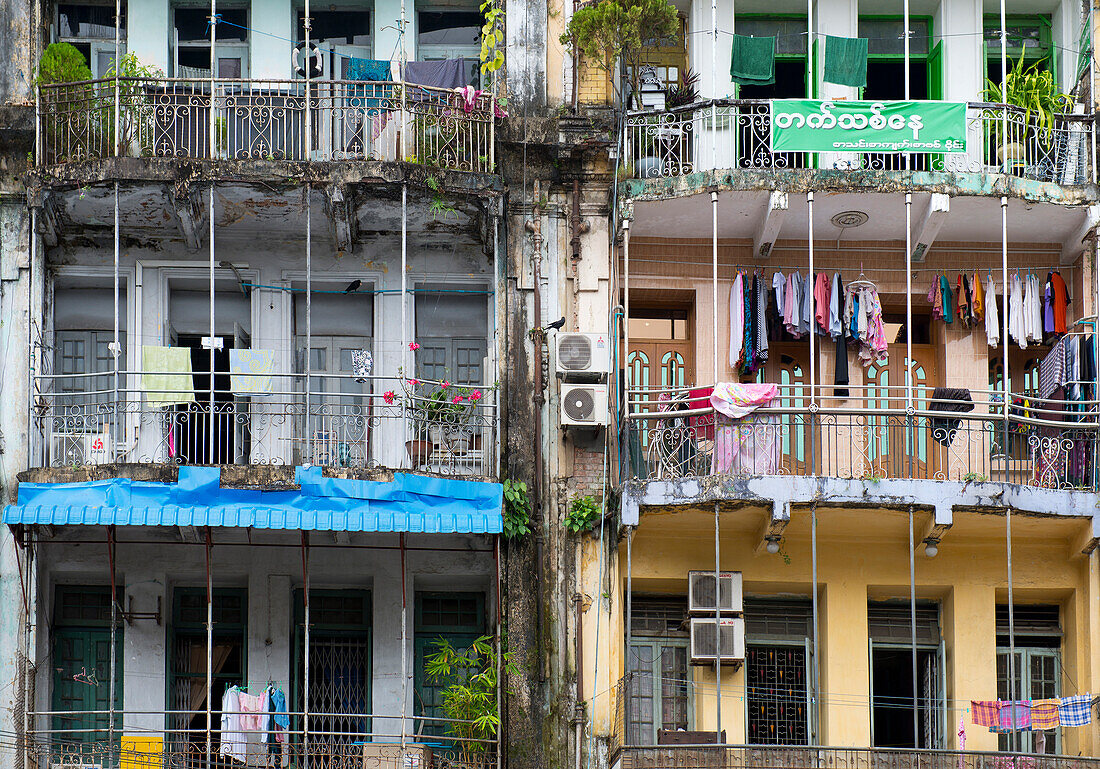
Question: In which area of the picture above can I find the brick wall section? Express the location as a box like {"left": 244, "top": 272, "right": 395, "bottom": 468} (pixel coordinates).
{"left": 571, "top": 447, "right": 607, "bottom": 500}
{"left": 577, "top": 56, "right": 613, "bottom": 104}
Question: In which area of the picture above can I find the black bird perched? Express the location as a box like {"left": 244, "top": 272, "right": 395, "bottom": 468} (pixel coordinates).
{"left": 545, "top": 317, "right": 566, "bottom": 331}
{"left": 344, "top": 279, "right": 362, "bottom": 294}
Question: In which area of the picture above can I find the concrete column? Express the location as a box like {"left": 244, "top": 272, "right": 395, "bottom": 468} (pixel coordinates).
{"left": 372, "top": 549, "right": 404, "bottom": 739}
{"left": 128, "top": 0, "right": 170, "bottom": 73}
{"left": 943, "top": 584, "right": 997, "bottom": 751}
{"left": 938, "top": 0, "right": 982, "bottom": 102}
{"left": 251, "top": 0, "right": 292, "bottom": 78}
{"left": 689, "top": 0, "right": 735, "bottom": 100}
{"left": 121, "top": 570, "right": 168, "bottom": 736}
{"left": 249, "top": 573, "right": 291, "bottom": 692}
{"left": 819, "top": 581, "right": 871, "bottom": 746}
{"left": 815, "top": 0, "right": 857, "bottom": 101}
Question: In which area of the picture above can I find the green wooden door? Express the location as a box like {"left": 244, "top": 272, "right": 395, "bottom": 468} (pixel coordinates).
{"left": 413, "top": 592, "right": 486, "bottom": 739}
{"left": 52, "top": 628, "right": 122, "bottom": 748}
{"left": 927, "top": 41, "right": 943, "bottom": 99}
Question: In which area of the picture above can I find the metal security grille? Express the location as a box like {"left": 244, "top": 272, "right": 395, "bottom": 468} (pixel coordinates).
{"left": 306, "top": 636, "right": 371, "bottom": 747}
{"left": 746, "top": 645, "right": 809, "bottom": 745}
{"left": 867, "top": 603, "right": 940, "bottom": 644}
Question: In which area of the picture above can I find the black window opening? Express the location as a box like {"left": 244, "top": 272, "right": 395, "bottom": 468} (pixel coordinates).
{"left": 868, "top": 602, "right": 944, "bottom": 749}
{"left": 745, "top": 599, "right": 813, "bottom": 746}
{"left": 295, "top": 9, "right": 371, "bottom": 47}
{"left": 58, "top": 4, "right": 126, "bottom": 39}
{"left": 995, "top": 603, "right": 1062, "bottom": 753}
{"left": 174, "top": 6, "right": 247, "bottom": 42}
{"left": 168, "top": 589, "right": 247, "bottom": 754}
{"left": 414, "top": 288, "right": 489, "bottom": 386}
{"left": 414, "top": 592, "right": 488, "bottom": 739}
{"left": 417, "top": 11, "right": 482, "bottom": 48}
{"left": 983, "top": 17, "right": 1052, "bottom": 90}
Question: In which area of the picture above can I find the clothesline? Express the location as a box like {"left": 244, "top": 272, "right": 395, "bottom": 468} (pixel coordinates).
{"left": 625, "top": 258, "right": 1079, "bottom": 277}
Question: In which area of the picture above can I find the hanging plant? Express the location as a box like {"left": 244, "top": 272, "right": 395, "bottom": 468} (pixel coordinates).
{"left": 563, "top": 495, "right": 601, "bottom": 534}
{"left": 502, "top": 478, "right": 531, "bottom": 539}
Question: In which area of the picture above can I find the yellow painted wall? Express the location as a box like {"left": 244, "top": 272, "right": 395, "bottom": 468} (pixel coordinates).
{"left": 580, "top": 504, "right": 1099, "bottom": 755}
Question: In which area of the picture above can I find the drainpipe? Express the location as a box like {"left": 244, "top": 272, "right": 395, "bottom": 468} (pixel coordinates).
{"left": 526, "top": 181, "right": 547, "bottom": 681}
{"left": 573, "top": 590, "right": 585, "bottom": 769}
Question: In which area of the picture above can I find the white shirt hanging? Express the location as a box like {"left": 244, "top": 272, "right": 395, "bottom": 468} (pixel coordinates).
{"left": 984, "top": 274, "right": 1000, "bottom": 348}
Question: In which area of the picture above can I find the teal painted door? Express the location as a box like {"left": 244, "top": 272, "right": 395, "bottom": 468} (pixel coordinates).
{"left": 413, "top": 593, "right": 486, "bottom": 739}
{"left": 52, "top": 628, "right": 122, "bottom": 748}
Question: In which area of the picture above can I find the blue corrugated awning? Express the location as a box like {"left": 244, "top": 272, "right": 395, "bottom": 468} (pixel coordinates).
{"left": 3, "top": 466, "right": 503, "bottom": 534}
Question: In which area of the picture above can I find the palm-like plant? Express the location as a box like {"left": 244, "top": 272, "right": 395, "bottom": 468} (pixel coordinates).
{"left": 984, "top": 51, "right": 1071, "bottom": 149}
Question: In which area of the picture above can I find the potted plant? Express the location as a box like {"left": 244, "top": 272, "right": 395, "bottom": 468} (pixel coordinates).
{"left": 102, "top": 53, "right": 165, "bottom": 157}
{"left": 36, "top": 43, "right": 95, "bottom": 162}
{"left": 983, "top": 51, "right": 1071, "bottom": 173}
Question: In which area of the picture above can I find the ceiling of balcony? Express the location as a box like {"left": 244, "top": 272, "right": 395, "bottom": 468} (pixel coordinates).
{"left": 628, "top": 189, "right": 1092, "bottom": 250}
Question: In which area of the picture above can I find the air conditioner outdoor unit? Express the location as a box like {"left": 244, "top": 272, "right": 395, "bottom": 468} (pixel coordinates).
{"left": 688, "top": 570, "right": 743, "bottom": 615}
{"left": 560, "top": 384, "right": 608, "bottom": 427}
{"left": 689, "top": 616, "right": 745, "bottom": 666}
{"left": 50, "top": 431, "right": 111, "bottom": 465}
{"left": 556, "top": 332, "right": 610, "bottom": 378}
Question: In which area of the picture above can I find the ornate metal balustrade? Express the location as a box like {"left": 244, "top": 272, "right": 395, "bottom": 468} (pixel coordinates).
{"left": 31, "top": 373, "right": 498, "bottom": 477}
{"left": 37, "top": 77, "right": 496, "bottom": 172}
{"left": 626, "top": 385, "right": 1100, "bottom": 491}
{"left": 26, "top": 711, "right": 498, "bottom": 769}
{"left": 624, "top": 100, "right": 1093, "bottom": 183}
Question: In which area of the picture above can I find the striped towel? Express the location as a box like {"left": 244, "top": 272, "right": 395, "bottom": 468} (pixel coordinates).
{"left": 998, "top": 700, "right": 1031, "bottom": 730}
{"left": 1058, "top": 695, "right": 1093, "bottom": 727}
{"left": 1030, "top": 699, "right": 1060, "bottom": 730}
{"left": 971, "top": 701, "right": 999, "bottom": 728}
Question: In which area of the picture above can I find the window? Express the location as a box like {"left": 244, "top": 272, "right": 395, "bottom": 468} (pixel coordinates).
{"left": 745, "top": 600, "right": 812, "bottom": 745}
{"left": 173, "top": 6, "right": 248, "bottom": 77}
{"left": 293, "top": 590, "right": 372, "bottom": 749}
{"left": 857, "top": 17, "right": 937, "bottom": 101}
{"left": 868, "top": 602, "right": 944, "bottom": 749}
{"left": 417, "top": 8, "right": 481, "bottom": 85}
{"left": 168, "top": 589, "right": 246, "bottom": 753}
{"left": 734, "top": 16, "right": 809, "bottom": 98}
{"left": 983, "top": 16, "right": 1052, "bottom": 90}
{"left": 626, "top": 598, "right": 691, "bottom": 745}
{"left": 414, "top": 592, "right": 487, "bottom": 737}
{"left": 295, "top": 8, "right": 372, "bottom": 79}
{"left": 56, "top": 3, "right": 127, "bottom": 77}
{"left": 414, "top": 287, "right": 489, "bottom": 385}
{"left": 996, "top": 604, "right": 1061, "bottom": 754}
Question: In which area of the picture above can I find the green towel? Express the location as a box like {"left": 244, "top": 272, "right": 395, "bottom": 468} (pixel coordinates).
{"left": 823, "top": 35, "right": 868, "bottom": 87}
{"left": 142, "top": 345, "right": 196, "bottom": 408}
{"left": 730, "top": 34, "right": 775, "bottom": 86}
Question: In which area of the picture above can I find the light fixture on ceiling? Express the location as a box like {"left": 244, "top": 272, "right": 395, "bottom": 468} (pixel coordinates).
{"left": 765, "top": 538, "right": 781, "bottom": 555}
{"left": 924, "top": 540, "right": 939, "bottom": 558}
{"left": 830, "top": 210, "right": 869, "bottom": 248}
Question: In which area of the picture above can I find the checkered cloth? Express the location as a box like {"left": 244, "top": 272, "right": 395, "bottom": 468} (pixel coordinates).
{"left": 971, "top": 701, "right": 999, "bottom": 728}
{"left": 1030, "top": 699, "right": 1060, "bottom": 730}
{"left": 1058, "top": 695, "right": 1093, "bottom": 727}
{"left": 999, "top": 701, "right": 1031, "bottom": 730}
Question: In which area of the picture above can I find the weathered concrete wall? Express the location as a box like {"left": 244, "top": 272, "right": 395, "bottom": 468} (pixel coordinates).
{"left": 505, "top": 0, "right": 547, "bottom": 110}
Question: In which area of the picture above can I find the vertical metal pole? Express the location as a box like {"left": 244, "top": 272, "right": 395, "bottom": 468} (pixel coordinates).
{"left": 494, "top": 536, "right": 502, "bottom": 769}
{"left": 1001, "top": 197, "right": 1010, "bottom": 484}
{"left": 400, "top": 533, "right": 409, "bottom": 746}
{"left": 1006, "top": 506, "right": 1017, "bottom": 751}
{"left": 302, "top": 532, "right": 311, "bottom": 765}
{"left": 1000, "top": 0, "right": 1008, "bottom": 174}
{"left": 713, "top": 502, "right": 721, "bottom": 743}
{"left": 399, "top": 0, "right": 408, "bottom": 159}
{"left": 711, "top": 191, "right": 718, "bottom": 384}
{"left": 113, "top": 184, "right": 120, "bottom": 461}
{"left": 908, "top": 507, "right": 919, "bottom": 746}
{"left": 903, "top": 0, "right": 910, "bottom": 173}
{"left": 806, "top": 0, "right": 813, "bottom": 99}
{"left": 107, "top": 527, "right": 117, "bottom": 762}
{"left": 808, "top": 193, "right": 815, "bottom": 404}
{"left": 401, "top": 183, "right": 409, "bottom": 450}
{"left": 905, "top": 194, "right": 914, "bottom": 478}
{"left": 27, "top": 210, "right": 36, "bottom": 471}
{"left": 623, "top": 218, "right": 632, "bottom": 464}
{"left": 306, "top": 186, "right": 312, "bottom": 460}
{"left": 303, "top": 0, "right": 311, "bottom": 159}
{"left": 625, "top": 527, "right": 633, "bottom": 741}
{"left": 208, "top": 187, "right": 215, "bottom": 462}
{"left": 710, "top": 0, "right": 717, "bottom": 168}
{"left": 205, "top": 528, "right": 213, "bottom": 768}
{"left": 810, "top": 503, "right": 820, "bottom": 745}
{"left": 209, "top": 0, "right": 216, "bottom": 159}
{"left": 113, "top": 0, "right": 120, "bottom": 156}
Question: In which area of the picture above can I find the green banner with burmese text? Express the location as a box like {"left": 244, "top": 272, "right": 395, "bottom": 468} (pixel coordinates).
{"left": 769, "top": 100, "right": 968, "bottom": 153}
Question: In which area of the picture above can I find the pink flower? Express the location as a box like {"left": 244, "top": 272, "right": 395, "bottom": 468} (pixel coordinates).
{"left": 469, "top": 389, "right": 483, "bottom": 402}
{"left": 442, "top": 380, "right": 451, "bottom": 388}
{"left": 406, "top": 378, "right": 419, "bottom": 386}
{"left": 451, "top": 395, "right": 464, "bottom": 404}
{"left": 383, "top": 390, "right": 396, "bottom": 404}
{"left": 409, "top": 342, "right": 421, "bottom": 350}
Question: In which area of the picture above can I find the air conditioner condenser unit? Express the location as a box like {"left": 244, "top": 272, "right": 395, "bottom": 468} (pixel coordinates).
{"left": 560, "top": 384, "right": 608, "bottom": 427}
{"left": 689, "top": 617, "right": 745, "bottom": 667}
{"left": 556, "top": 332, "right": 610, "bottom": 378}
{"left": 688, "top": 570, "right": 743, "bottom": 615}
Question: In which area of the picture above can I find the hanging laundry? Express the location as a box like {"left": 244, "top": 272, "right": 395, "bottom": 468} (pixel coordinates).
{"left": 927, "top": 388, "right": 974, "bottom": 447}
{"left": 352, "top": 349, "right": 373, "bottom": 382}
{"left": 970, "top": 701, "right": 999, "bottom": 729}
{"left": 814, "top": 272, "right": 830, "bottom": 335}
{"left": 799, "top": 271, "right": 812, "bottom": 337}
{"left": 1009, "top": 273, "right": 1026, "bottom": 348}
{"left": 730, "top": 34, "right": 776, "bottom": 87}
{"left": 929, "top": 277, "right": 943, "bottom": 320}
{"left": 1030, "top": 699, "right": 1060, "bottom": 730}
{"left": 238, "top": 690, "right": 269, "bottom": 731}
{"left": 729, "top": 275, "right": 744, "bottom": 370}
{"left": 957, "top": 274, "right": 971, "bottom": 328}
{"left": 829, "top": 273, "right": 843, "bottom": 339}
{"left": 403, "top": 58, "right": 469, "bottom": 90}
{"left": 229, "top": 348, "right": 276, "bottom": 396}
{"left": 220, "top": 688, "right": 247, "bottom": 762}
{"left": 772, "top": 271, "right": 785, "bottom": 317}
{"left": 1057, "top": 695, "right": 1093, "bottom": 727}
{"left": 972, "top": 271, "right": 985, "bottom": 323}
{"left": 754, "top": 274, "right": 769, "bottom": 369}
{"left": 940, "top": 274, "right": 954, "bottom": 324}
{"left": 844, "top": 281, "right": 887, "bottom": 367}
{"left": 1039, "top": 338, "right": 1068, "bottom": 400}
{"left": 823, "top": 35, "right": 869, "bottom": 87}
{"left": 1049, "top": 270, "right": 1070, "bottom": 335}
{"left": 997, "top": 701, "right": 1031, "bottom": 731}
{"left": 783, "top": 272, "right": 798, "bottom": 337}
{"left": 141, "top": 345, "right": 196, "bottom": 408}
{"left": 740, "top": 274, "right": 756, "bottom": 376}
{"left": 984, "top": 273, "right": 1000, "bottom": 347}
{"left": 1024, "top": 273, "right": 1042, "bottom": 344}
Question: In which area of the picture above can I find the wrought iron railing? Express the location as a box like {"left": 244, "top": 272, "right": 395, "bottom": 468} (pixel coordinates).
{"left": 625, "top": 384, "right": 1100, "bottom": 491}
{"left": 616, "top": 745, "right": 1100, "bottom": 769}
{"left": 624, "top": 100, "right": 1093, "bottom": 184}
{"left": 26, "top": 710, "right": 498, "bottom": 769}
{"left": 31, "top": 373, "right": 498, "bottom": 476}
{"left": 37, "top": 77, "right": 496, "bottom": 172}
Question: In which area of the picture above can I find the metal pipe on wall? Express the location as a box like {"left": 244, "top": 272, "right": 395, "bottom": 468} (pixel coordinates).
{"left": 905, "top": 193, "right": 914, "bottom": 479}
{"left": 205, "top": 527, "right": 213, "bottom": 767}
{"left": 713, "top": 501, "right": 721, "bottom": 743}
{"left": 107, "top": 526, "right": 117, "bottom": 763}
{"left": 810, "top": 502, "right": 819, "bottom": 744}
{"left": 1000, "top": 194, "right": 1016, "bottom": 749}
{"left": 808, "top": 193, "right": 815, "bottom": 403}
{"left": 306, "top": 186, "right": 312, "bottom": 462}
{"left": 302, "top": 531, "right": 311, "bottom": 767}
{"left": 400, "top": 532, "right": 408, "bottom": 748}
{"left": 908, "top": 507, "right": 918, "bottom": 745}
{"left": 208, "top": 187, "right": 215, "bottom": 462}
{"left": 113, "top": 184, "right": 120, "bottom": 460}
{"left": 712, "top": 190, "right": 718, "bottom": 384}
{"left": 1006, "top": 506, "right": 1017, "bottom": 750}
{"left": 625, "top": 527, "right": 633, "bottom": 737}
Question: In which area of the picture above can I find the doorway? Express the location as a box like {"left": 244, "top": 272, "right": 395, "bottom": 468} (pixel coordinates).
{"left": 176, "top": 334, "right": 241, "bottom": 465}
{"left": 871, "top": 647, "right": 942, "bottom": 748}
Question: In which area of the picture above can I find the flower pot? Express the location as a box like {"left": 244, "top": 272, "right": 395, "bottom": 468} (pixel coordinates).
{"left": 406, "top": 439, "right": 433, "bottom": 465}
{"left": 997, "top": 141, "right": 1025, "bottom": 166}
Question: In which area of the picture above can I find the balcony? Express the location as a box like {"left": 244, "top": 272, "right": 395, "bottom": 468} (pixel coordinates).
{"left": 623, "top": 100, "right": 1093, "bottom": 185}
{"left": 27, "top": 710, "right": 498, "bottom": 769}
{"left": 32, "top": 373, "right": 498, "bottom": 477}
{"left": 626, "top": 384, "right": 1099, "bottom": 491}
{"left": 37, "top": 77, "right": 496, "bottom": 173}
{"left": 616, "top": 745, "right": 1100, "bottom": 769}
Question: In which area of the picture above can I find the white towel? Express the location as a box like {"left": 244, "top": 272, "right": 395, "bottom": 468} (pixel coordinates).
{"left": 229, "top": 349, "right": 276, "bottom": 395}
